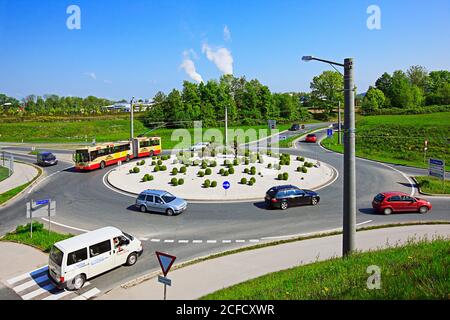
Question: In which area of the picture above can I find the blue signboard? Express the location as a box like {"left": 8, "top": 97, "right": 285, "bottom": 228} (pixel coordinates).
{"left": 223, "top": 181, "right": 231, "bottom": 190}
{"left": 429, "top": 158, "right": 445, "bottom": 179}
{"left": 327, "top": 129, "right": 333, "bottom": 137}
{"left": 35, "top": 199, "right": 50, "bottom": 205}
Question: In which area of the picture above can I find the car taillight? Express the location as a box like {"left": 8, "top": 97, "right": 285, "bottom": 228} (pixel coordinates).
{"left": 271, "top": 198, "right": 278, "bottom": 203}
{"left": 59, "top": 276, "right": 65, "bottom": 283}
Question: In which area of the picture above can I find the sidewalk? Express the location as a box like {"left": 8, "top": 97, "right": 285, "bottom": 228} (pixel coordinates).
{"left": 99, "top": 224, "right": 450, "bottom": 300}
{"left": 0, "top": 162, "right": 39, "bottom": 194}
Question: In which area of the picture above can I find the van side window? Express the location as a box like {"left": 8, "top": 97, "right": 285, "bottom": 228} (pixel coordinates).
{"left": 89, "top": 240, "right": 111, "bottom": 257}
{"left": 67, "top": 248, "right": 88, "bottom": 266}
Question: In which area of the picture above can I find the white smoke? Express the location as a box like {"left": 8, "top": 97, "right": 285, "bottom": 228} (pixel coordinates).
{"left": 180, "top": 50, "right": 204, "bottom": 83}
{"left": 202, "top": 43, "right": 233, "bottom": 75}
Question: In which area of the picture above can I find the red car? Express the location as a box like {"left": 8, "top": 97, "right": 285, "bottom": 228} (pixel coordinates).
{"left": 305, "top": 134, "right": 317, "bottom": 143}
{"left": 372, "top": 192, "right": 432, "bottom": 215}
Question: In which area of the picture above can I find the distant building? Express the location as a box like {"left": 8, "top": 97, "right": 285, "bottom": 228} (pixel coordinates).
{"left": 102, "top": 101, "right": 155, "bottom": 112}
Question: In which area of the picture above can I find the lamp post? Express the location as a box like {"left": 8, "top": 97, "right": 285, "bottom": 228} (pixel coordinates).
{"left": 302, "top": 56, "right": 356, "bottom": 256}
{"left": 130, "top": 97, "right": 135, "bottom": 140}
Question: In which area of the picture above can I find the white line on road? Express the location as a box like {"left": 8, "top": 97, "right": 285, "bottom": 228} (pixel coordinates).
{"left": 164, "top": 239, "right": 175, "bottom": 243}
{"left": 13, "top": 275, "right": 49, "bottom": 293}
{"left": 178, "top": 240, "right": 189, "bottom": 244}
{"left": 192, "top": 240, "right": 203, "bottom": 244}
{"left": 222, "top": 240, "right": 232, "bottom": 243}
{"left": 28, "top": 165, "right": 73, "bottom": 194}
{"left": 40, "top": 218, "right": 90, "bottom": 233}
{"left": 206, "top": 240, "right": 217, "bottom": 244}
{"left": 7, "top": 266, "right": 48, "bottom": 285}
{"left": 356, "top": 220, "right": 373, "bottom": 227}
{"left": 235, "top": 240, "right": 246, "bottom": 243}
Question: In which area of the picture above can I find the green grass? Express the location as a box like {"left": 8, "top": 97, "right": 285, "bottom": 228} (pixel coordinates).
{"left": 0, "top": 166, "right": 10, "bottom": 182}
{"left": 202, "top": 239, "right": 450, "bottom": 300}
{"left": 1, "top": 222, "right": 73, "bottom": 252}
{"left": 322, "top": 112, "right": 450, "bottom": 170}
{"left": 415, "top": 176, "right": 450, "bottom": 195}
{"left": 0, "top": 181, "right": 32, "bottom": 205}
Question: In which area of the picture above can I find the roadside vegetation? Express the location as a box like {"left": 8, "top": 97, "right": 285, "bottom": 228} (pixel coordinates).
{"left": 1, "top": 222, "right": 73, "bottom": 252}
{"left": 415, "top": 176, "right": 450, "bottom": 195}
{"left": 202, "top": 239, "right": 450, "bottom": 300}
{"left": 0, "top": 166, "right": 9, "bottom": 182}
{"left": 0, "top": 181, "right": 32, "bottom": 205}
{"left": 322, "top": 112, "right": 450, "bottom": 170}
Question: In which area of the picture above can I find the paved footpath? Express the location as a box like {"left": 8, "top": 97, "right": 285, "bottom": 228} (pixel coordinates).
{"left": 0, "top": 162, "right": 39, "bottom": 194}
{"left": 99, "top": 224, "right": 450, "bottom": 300}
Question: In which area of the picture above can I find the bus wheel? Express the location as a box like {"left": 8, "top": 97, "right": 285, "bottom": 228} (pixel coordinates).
{"left": 100, "top": 161, "right": 106, "bottom": 169}
{"left": 149, "top": 151, "right": 154, "bottom": 158}
{"left": 72, "top": 274, "right": 86, "bottom": 291}
{"left": 126, "top": 155, "right": 130, "bottom": 162}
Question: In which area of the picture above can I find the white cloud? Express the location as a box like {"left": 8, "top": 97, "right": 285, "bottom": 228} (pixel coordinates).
{"left": 103, "top": 79, "right": 112, "bottom": 84}
{"left": 224, "top": 25, "right": 231, "bottom": 42}
{"left": 202, "top": 43, "right": 233, "bottom": 75}
{"left": 85, "top": 72, "right": 96, "bottom": 80}
{"left": 180, "top": 50, "right": 204, "bottom": 83}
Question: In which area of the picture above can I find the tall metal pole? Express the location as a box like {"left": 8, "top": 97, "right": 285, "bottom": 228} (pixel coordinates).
{"left": 130, "top": 97, "right": 135, "bottom": 140}
{"left": 338, "top": 100, "right": 342, "bottom": 145}
{"left": 343, "top": 58, "right": 356, "bottom": 256}
{"left": 225, "top": 104, "right": 228, "bottom": 149}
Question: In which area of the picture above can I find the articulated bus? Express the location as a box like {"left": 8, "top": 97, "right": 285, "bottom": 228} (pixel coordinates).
{"left": 74, "top": 137, "right": 161, "bottom": 171}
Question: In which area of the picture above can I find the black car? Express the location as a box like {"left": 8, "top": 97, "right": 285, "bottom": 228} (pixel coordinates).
{"left": 37, "top": 152, "right": 58, "bottom": 166}
{"left": 289, "top": 124, "right": 300, "bottom": 131}
{"left": 265, "top": 185, "right": 320, "bottom": 210}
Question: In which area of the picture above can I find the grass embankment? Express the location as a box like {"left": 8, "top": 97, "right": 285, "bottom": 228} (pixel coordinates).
{"left": 202, "top": 239, "right": 450, "bottom": 300}
{"left": 0, "top": 118, "right": 294, "bottom": 150}
{"left": 0, "top": 182, "right": 33, "bottom": 205}
{"left": 415, "top": 176, "right": 450, "bottom": 195}
{"left": 322, "top": 112, "right": 450, "bottom": 170}
{"left": 0, "top": 166, "right": 9, "bottom": 182}
{"left": 2, "top": 222, "right": 73, "bottom": 252}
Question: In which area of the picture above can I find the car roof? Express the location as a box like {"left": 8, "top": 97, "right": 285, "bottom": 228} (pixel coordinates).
{"left": 140, "top": 189, "right": 169, "bottom": 196}
{"left": 39, "top": 152, "right": 53, "bottom": 155}
{"left": 55, "top": 227, "right": 122, "bottom": 253}
{"left": 269, "top": 185, "right": 299, "bottom": 191}
{"left": 379, "top": 191, "right": 410, "bottom": 197}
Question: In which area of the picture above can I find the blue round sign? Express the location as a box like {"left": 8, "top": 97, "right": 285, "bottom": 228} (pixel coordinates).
{"left": 223, "top": 181, "right": 231, "bottom": 190}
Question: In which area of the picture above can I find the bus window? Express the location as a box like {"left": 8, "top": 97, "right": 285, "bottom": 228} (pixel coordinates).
{"left": 139, "top": 141, "right": 150, "bottom": 148}
{"left": 150, "top": 139, "right": 160, "bottom": 146}
{"left": 75, "top": 150, "right": 90, "bottom": 163}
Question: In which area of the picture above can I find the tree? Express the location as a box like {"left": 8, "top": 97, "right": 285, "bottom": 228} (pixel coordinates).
{"left": 361, "top": 87, "right": 386, "bottom": 113}
{"left": 375, "top": 72, "right": 393, "bottom": 101}
{"left": 390, "top": 70, "right": 423, "bottom": 108}
{"left": 407, "top": 65, "right": 429, "bottom": 90}
{"left": 310, "top": 71, "right": 344, "bottom": 114}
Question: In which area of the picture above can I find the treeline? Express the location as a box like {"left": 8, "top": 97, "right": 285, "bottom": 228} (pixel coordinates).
{"left": 362, "top": 67, "right": 450, "bottom": 114}
{"left": 0, "top": 94, "right": 113, "bottom": 116}
{"left": 143, "top": 75, "right": 311, "bottom": 128}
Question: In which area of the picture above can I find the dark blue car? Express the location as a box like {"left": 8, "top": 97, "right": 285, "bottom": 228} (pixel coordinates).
{"left": 265, "top": 185, "right": 320, "bottom": 210}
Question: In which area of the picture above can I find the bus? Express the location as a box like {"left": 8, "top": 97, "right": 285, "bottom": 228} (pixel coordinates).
{"left": 73, "top": 137, "right": 161, "bottom": 171}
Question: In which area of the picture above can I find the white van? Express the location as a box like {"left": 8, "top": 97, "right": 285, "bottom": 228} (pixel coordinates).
{"left": 48, "top": 227, "right": 143, "bottom": 290}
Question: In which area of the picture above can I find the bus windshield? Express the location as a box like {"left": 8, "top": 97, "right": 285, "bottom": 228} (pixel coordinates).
{"left": 74, "top": 150, "right": 90, "bottom": 163}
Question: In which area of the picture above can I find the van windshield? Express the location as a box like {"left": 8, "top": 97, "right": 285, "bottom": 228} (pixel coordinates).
{"left": 49, "top": 246, "right": 63, "bottom": 266}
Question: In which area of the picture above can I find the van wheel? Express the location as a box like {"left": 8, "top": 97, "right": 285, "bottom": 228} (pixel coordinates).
{"left": 419, "top": 206, "right": 429, "bottom": 214}
{"left": 166, "top": 208, "right": 174, "bottom": 216}
{"left": 100, "top": 161, "right": 106, "bottom": 169}
{"left": 383, "top": 208, "right": 392, "bottom": 215}
{"left": 280, "top": 202, "right": 288, "bottom": 210}
{"left": 126, "top": 253, "right": 138, "bottom": 266}
{"left": 72, "top": 274, "right": 86, "bottom": 291}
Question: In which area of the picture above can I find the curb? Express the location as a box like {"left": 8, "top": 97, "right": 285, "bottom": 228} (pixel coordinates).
{"left": 0, "top": 161, "right": 43, "bottom": 208}
{"left": 410, "top": 176, "right": 450, "bottom": 198}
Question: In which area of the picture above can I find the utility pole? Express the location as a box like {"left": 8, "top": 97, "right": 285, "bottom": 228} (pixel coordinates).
{"left": 130, "top": 97, "right": 135, "bottom": 140}
{"left": 225, "top": 104, "right": 228, "bottom": 149}
{"left": 343, "top": 58, "right": 356, "bottom": 256}
{"left": 338, "top": 100, "right": 342, "bottom": 145}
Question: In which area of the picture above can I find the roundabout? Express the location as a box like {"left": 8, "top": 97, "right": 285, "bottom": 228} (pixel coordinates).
{"left": 107, "top": 152, "right": 336, "bottom": 201}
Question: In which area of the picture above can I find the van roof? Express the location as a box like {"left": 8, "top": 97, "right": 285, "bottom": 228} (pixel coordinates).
{"left": 55, "top": 227, "right": 123, "bottom": 253}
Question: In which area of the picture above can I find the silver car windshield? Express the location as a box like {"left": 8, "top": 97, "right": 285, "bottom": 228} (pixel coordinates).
{"left": 162, "top": 193, "right": 176, "bottom": 203}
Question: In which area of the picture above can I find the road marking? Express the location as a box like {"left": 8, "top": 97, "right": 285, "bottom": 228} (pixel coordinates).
{"left": 28, "top": 165, "right": 73, "bottom": 194}
{"left": 42, "top": 289, "right": 73, "bottom": 301}
{"left": 72, "top": 288, "right": 101, "bottom": 300}
{"left": 139, "top": 237, "right": 149, "bottom": 241}
{"left": 7, "top": 266, "right": 48, "bottom": 285}
{"left": 249, "top": 239, "right": 260, "bottom": 243}
{"left": 21, "top": 283, "right": 56, "bottom": 300}
{"left": 40, "top": 218, "right": 90, "bottom": 233}
{"left": 150, "top": 239, "right": 160, "bottom": 242}
{"left": 235, "top": 240, "right": 246, "bottom": 243}
{"left": 178, "top": 240, "right": 189, "bottom": 243}
{"left": 356, "top": 220, "right": 373, "bottom": 227}
{"left": 206, "top": 240, "right": 217, "bottom": 244}
{"left": 164, "top": 239, "right": 175, "bottom": 243}
{"left": 222, "top": 240, "right": 232, "bottom": 243}
{"left": 192, "top": 240, "right": 203, "bottom": 244}
{"left": 13, "top": 275, "right": 49, "bottom": 292}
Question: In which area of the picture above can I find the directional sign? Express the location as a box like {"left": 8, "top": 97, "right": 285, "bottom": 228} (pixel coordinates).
{"left": 158, "top": 275, "right": 172, "bottom": 286}
{"left": 27, "top": 200, "right": 56, "bottom": 219}
{"left": 35, "top": 199, "right": 50, "bottom": 206}
{"left": 156, "top": 251, "right": 176, "bottom": 277}
{"left": 279, "top": 136, "right": 287, "bottom": 141}
{"left": 327, "top": 129, "right": 333, "bottom": 137}
{"left": 223, "top": 181, "right": 230, "bottom": 190}
{"left": 429, "top": 158, "right": 445, "bottom": 179}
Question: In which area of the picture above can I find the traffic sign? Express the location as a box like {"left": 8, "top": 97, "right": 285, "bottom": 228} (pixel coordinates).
{"left": 279, "top": 136, "right": 287, "bottom": 141}
{"left": 327, "top": 129, "right": 333, "bottom": 137}
{"left": 158, "top": 275, "right": 172, "bottom": 286}
{"left": 223, "top": 181, "right": 230, "bottom": 190}
{"left": 429, "top": 158, "right": 445, "bottom": 179}
{"left": 156, "top": 251, "right": 176, "bottom": 277}
{"left": 35, "top": 199, "right": 50, "bottom": 205}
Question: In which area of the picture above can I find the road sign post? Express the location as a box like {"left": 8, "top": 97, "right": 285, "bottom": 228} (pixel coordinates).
{"left": 156, "top": 251, "right": 176, "bottom": 300}
{"left": 429, "top": 158, "right": 445, "bottom": 192}
{"left": 223, "top": 181, "right": 230, "bottom": 197}
{"left": 27, "top": 199, "right": 56, "bottom": 238}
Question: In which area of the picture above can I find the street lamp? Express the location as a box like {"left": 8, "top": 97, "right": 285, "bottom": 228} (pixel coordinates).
{"left": 302, "top": 55, "right": 356, "bottom": 257}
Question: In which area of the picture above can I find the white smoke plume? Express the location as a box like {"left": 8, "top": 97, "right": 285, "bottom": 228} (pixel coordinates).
{"left": 202, "top": 43, "right": 233, "bottom": 75}
{"left": 180, "top": 50, "right": 204, "bottom": 83}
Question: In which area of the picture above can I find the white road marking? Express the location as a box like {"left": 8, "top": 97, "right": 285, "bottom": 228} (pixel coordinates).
{"left": 7, "top": 266, "right": 48, "bottom": 285}
{"left": 102, "top": 169, "right": 137, "bottom": 198}
{"left": 222, "top": 240, "right": 232, "bottom": 243}
{"left": 192, "top": 240, "right": 203, "bottom": 244}
{"left": 40, "top": 218, "right": 90, "bottom": 233}
{"left": 206, "top": 240, "right": 217, "bottom": 244}
{"left": 178, "top": 240, "right": 189, "bottom": 243}
{"left": 28, "top": 165, "right": 73, "bottom": 194}
{"left": 13, "top": 275, "right": 49, "bottom": 293}
{"left": 164, "top": 239, "right": 175, "bottom": 243}
{"left": 249, "top": 239, "right": 260, "bottom": 243}
{"left": 356, "top": 220, "right": 373, "bottom": 227}
{"left": 42, "top": 289, "right": 73, "bottom": 301}
{"left": 72, "top": 288, "right": 101, "bottom": 300}
{"left": 150, "top": 239, "right": 161, "bottom": 243}
{"left": 21, "top": 283, "right": 56, "bottom": 300}
{"left": 235, "top": 240, "right": 246, "bottom": 243}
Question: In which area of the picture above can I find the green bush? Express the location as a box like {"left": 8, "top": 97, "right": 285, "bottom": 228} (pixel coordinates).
{"left": 267, "top": 163, "right": 272, "bottom": 169}
{"left": 133, "top": 167, "right": 140, "bottom": 173}
{"left": 250, "top": 166, "right": 256, "bottom": 175}
{"left": 205, "top": 168, "right": 212, "bottom": 175}
{"left": 209, "top": 160, "right": 217, "bottom": 167}
{"left": 180, "top": 166, "right": 187, "bottom": 174}
{"left": 204, "top": 179, "right": 211, "bottom": 188}
{"left": 129, "top": 169, "right": 133, "bottom": 174}
{"left": 283, "top": 172, "right": 289, "bottom": 180}
{"left": 157, "top": 160, "right": 163, "bottom": 166}
{"left": 245, "top": 159, "right": 250, "bottom": 165}
{"left": 233, "top": 159, "right": 239, "bottom": 166}
{"left": 154, "top": 165, "right": 160, "bottom": 172}
{"left": 178, "top": 178, "right": 184, "bottom": 185}
{"left": 224, "top": 171, "right": 230, "bottom": 176}
{"left": 278, "top": 173, "right": 283, "bottom": 180}
{"left": 228, "top": 167, "right": 235, "bottom": 174}
{"left": 219, "top": 168, "right": 225, "bottom": 175}
{"left": 250, "top": 177, "right": 256, "bottom": 184}
{"left": 211, "top": 181, "right": 217, "bottom": 188}
{"left": 198, "top": 170, "right": 205, "bottom": 177}
{"left": 16, "top": 222, "right": 44, "bottom": 233}
{"left": 172, "top": 168, "right": 178, "bottom": 175}
{"left": 160, "top": 165, "right": 167, "bottom": 171}
{"left": 151, "top": 161, "right": 156, "bottom": 166}
{"left": 202, "top": 162, "right": 208, "bottom": 169}
{"left": 302, "top": 167, "right": 308, "bottom": 173}
{"left": 140, "top": 160, "right": 145, "bottom": 166}
{"left": 244, "top": 150, "right": 250, "bottom": 157}
{"left": 240, "top": 177, "right": 248, "bottom": 184}
{"left": 171, "top": 177, "right": 178, "bottom": 185}
{"left": 248, "top": 180, "right": 254, "bottom": 186}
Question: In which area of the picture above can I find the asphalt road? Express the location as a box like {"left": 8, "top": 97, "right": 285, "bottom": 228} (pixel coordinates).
{"left": 0, "top": 123, "right": 449, "bottom": 298}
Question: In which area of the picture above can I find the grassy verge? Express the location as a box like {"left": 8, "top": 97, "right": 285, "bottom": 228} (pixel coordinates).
{"left": 0, "top": 162, "right": 42, "bottom": 205}
{"left": 202, "top": 239, "right": 450, "bottom": 300}
{"left": 0, "top": 166, "right": 10, "bottom": 182}
{"left": 1, "top": 222, "right": 73, "bottom": 252}
{"left": 321, "top": 112, "right": 450, "bottom": 170}
{"left": 415, "top": 176, "right": 450, "bottom": 195}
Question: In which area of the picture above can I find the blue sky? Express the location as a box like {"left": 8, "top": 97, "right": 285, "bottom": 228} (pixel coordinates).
{"left": 1, "top": 0, "right": 449, "bottom": 101}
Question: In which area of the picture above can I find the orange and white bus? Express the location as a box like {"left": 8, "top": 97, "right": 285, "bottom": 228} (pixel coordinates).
{"left": 74, "top": 137, "right": 161, "bottom": 171}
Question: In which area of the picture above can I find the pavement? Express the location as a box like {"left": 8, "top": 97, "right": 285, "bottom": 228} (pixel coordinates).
{"left": 98, "top": 224, "right": 450, "bottom": 300}
{"left": 0, "top": 161, "right": 39, "bottom": 194}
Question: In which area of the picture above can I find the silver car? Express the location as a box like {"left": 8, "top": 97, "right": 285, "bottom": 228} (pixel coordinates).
{"left": 135, "top": 190, "right": 187, "bottom": 216}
